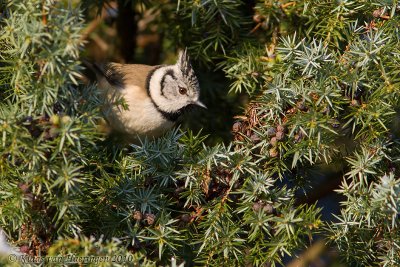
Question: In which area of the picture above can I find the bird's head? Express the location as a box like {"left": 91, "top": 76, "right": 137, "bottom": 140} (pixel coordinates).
{"left": 148, "top": 49, "right": 206, "bottom": 120}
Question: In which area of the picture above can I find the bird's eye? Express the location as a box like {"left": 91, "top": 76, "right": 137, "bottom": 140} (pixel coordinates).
{"left": 178, "top": 87, "right": 187, "bottom": 95}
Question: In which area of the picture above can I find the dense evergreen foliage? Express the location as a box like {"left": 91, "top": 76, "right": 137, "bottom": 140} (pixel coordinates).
{"left": 0, "top": 0, "right": 399, "bottom": 266}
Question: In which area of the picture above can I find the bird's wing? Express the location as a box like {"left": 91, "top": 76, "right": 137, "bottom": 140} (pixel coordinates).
{"left": 116, "top": 64, "right": 158, "bottom": 90}
{"left": 82, "top": 60, "right": 125, "bottom": 87}
{"left": 84, "top": 61, "right": 160, "bottom": 96}
{"left": 96, "top": 63, "right": 125, "bottom": 87}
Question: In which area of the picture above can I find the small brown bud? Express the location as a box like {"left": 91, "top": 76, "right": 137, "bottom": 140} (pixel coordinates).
{"left": 277, "top": 125, "right": 285, "bottom": 132}
{"left": 232, "top": 121, "right": 242, "bottom": 133}
{"left": 275, "top": 131, "right": 285, "bottom": 141}
{"left": 269, "top": 148, "right": 279, "bottom": 158}
{"left": 144, "top": 213, "right": 155, "bottom": 225}
{"left": 350, "top": 99, "right": 360, "bottom": 106}
{"left": 250, "top": 133, "right": 261, "bottom": 143}
{"left": 296, "top": 101, "right": 306, "bottom": 111}
{"left": 266, "top": 127, "right": 276, "bottom": 137}
{"left": 132, "top": 211, "right": 143, "bottom": 221}
{"left": 373, "top": 8, "right": 384, "bottom": 18}
{"left": 263, "top": 203, "right": 275, "bottom": 214}
{"left": 252, "top": 202, "right": 262, "bottom": 212}
{"left": 18, "top": 183, "right": 29, "bottom": 193}
{"left": 270, "top": 136, "right": 278, "bottom": 146}
{"left": 19, "top": 245, "right": 30, "bottom": 254}
{"left": 181, "top": 214, "right": 191, "bottom": 223}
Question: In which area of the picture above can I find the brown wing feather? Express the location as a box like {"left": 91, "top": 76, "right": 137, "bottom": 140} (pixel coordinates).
{"left": 104, "top": 63, "right": 158, "bottom": 90}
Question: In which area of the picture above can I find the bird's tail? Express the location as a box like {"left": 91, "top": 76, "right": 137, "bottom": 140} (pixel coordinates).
{"left": 81, "top": 59, "right": 106, "bottom": 81}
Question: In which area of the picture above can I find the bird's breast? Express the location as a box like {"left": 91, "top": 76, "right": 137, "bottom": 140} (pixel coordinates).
{"left": 105, "top": 84, "right": 175, "bottom": 138}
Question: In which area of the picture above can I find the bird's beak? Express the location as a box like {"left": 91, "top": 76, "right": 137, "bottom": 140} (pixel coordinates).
{"left": 194, "top": 100, "right": 207, "bottom": 109}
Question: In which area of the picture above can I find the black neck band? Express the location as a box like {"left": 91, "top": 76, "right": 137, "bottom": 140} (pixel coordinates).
{"left": 153, "top": 104, "right": 183, "bottom": 122}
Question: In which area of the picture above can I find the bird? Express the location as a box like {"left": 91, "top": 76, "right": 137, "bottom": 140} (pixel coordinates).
{"left": 89, "top": 50, "right": 206, "bottom": 142}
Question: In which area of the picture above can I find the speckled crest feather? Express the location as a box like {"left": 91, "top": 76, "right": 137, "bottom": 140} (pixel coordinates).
{"left": 179, "top": 49, "right": 199, "bottom": 91}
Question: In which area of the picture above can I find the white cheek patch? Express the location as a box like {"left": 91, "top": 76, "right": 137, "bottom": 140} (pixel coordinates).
{"left": 149, "top": 67, "right": 171, "bottom": 107}
{"left": 149, "top": 66, "right": 188, "bottom": 112}
{"left": 162, "top": 77, "right": 177, "bottom": 100}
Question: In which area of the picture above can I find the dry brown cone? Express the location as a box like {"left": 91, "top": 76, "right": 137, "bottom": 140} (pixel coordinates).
{"left": 232, "top": 103, "right": 262, "bottom": 142}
